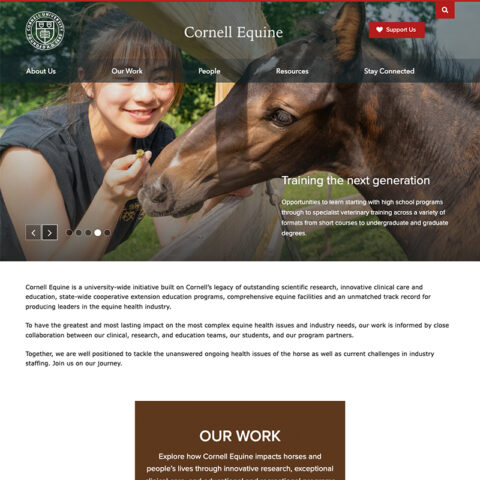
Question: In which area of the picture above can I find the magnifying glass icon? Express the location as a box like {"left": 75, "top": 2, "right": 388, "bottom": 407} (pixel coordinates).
{"left": 442, "top": 6, "right": 449, "bottom": 13}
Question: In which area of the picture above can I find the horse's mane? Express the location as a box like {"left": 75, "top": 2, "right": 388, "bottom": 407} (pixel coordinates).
{"left": 299, "top": 18, "right": 480, "bottom": 110}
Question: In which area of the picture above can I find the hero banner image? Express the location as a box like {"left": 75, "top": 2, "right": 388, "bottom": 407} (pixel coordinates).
{"left": 0, "top": 2, "right": 479, "bottom": 261}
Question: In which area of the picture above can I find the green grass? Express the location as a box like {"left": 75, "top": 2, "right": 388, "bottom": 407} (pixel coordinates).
{"left": 102, "top": 217, "right": 161, "bottom": 261}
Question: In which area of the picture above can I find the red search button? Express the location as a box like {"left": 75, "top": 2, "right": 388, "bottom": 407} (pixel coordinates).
{"left": 436, "top": 2, "right": 455, "bottom": 19}
{"left": 369, "top": 22, "right": 425, "bottom": 39}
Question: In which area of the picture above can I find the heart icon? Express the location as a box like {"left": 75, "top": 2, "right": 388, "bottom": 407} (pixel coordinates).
{"left": 376, "top": 26, "right": 383, "bottom": 32}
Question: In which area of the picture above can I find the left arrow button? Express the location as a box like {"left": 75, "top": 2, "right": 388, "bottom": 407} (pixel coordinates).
{"left": 26, "top": 225, "right": 41, "bottom": 240}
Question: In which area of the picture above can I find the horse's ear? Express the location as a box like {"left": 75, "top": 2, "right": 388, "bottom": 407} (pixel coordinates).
{"left": 332, "top": 2, "right": 366, "bottom": 63}
{"left": 321, "top": 3, "right": 343, "bottom": 28}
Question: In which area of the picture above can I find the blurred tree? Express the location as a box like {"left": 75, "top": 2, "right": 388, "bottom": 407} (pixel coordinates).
{"left": 0, "top": 2, "right": 84, "bottom": 56}
{"left": 172, "top": 83, "right": 214, "bottom": 125}
{"left": 171, "top": 53, "right": 215, "bottom": 125}
{"left": 367, "top": 2, "right": 436, "bottom": 33}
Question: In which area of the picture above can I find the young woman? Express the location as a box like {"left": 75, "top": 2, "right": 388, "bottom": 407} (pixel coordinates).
{"left": 0, "top": 6, "right": 184, "bottom": 260}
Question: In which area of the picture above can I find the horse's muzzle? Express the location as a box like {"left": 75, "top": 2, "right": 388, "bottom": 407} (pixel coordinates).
{"left": 138, "top": 175, "right": 204, "bottom": 218}
{"left": 138, "top": 175, "right": 173, "bottom": 217}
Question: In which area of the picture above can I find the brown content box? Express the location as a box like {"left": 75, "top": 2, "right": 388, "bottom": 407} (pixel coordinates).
{"left": 135, "top": 401, "right": 345, "bottom": 480}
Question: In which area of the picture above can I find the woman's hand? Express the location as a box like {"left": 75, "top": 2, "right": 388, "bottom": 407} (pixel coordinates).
{"left": 100, "top": 150, "right": 152, "bottom": 204}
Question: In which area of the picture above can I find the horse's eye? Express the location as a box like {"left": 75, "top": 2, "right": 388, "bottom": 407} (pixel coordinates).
{"left": 270, "top": 109, "right": 296, "bottom": 127}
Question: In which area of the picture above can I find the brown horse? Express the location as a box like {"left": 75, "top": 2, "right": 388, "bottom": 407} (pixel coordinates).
{"left": 139, "top": 3, "right": 480, "bottom": 260}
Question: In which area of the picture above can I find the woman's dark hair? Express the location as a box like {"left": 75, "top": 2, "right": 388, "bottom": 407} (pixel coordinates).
{"left": 68, "top": 4, "right": 184, "bottom": 108}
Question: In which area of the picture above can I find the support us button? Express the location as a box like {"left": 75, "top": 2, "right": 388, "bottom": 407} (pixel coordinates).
{"left": 369, "top": 22, "right": 425, "bottom": 39}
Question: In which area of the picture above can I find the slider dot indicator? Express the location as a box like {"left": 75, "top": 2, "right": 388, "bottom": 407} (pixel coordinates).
{"left": 75, "top": 229, "right": 82, "bottom": 236}
{"left": 85, "top": 229, "right": 92, "bottom": 236}
{"left": 94, "top": 229, "right": 102, "bottom": 237}
{"left": 104, "top": 229, "right": 111, "bottom": 236}
{"left": 66, "top": 229, "right": 73, "bottom": 236}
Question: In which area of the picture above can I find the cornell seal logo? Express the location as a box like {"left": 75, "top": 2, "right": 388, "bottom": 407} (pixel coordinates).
{"left": 25, "top": 11, "right": 64, "bottom": 50}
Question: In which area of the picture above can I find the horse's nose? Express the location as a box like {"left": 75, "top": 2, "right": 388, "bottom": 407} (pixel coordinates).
{"left": 150, "top": 177, "right": 169, "bottom": 204}
{"left": 139, "top": 174, "right": 171, "bottom": 211}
